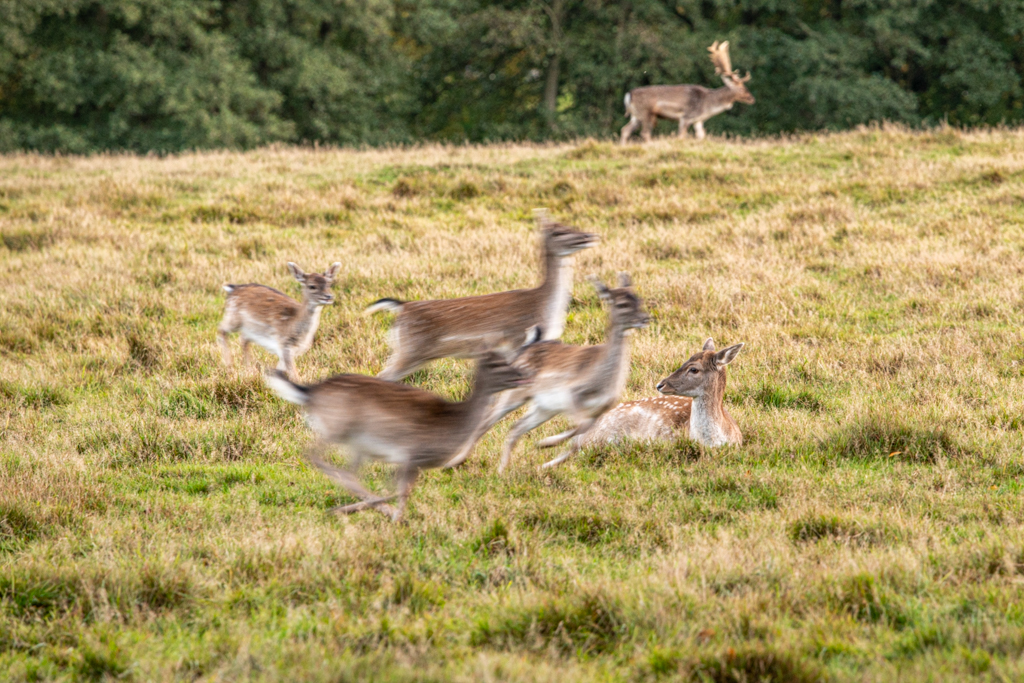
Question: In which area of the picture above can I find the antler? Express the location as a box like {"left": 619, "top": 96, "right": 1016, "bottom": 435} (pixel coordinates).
{"left": 707, "top": 41, "right": 734, "bottom": 78}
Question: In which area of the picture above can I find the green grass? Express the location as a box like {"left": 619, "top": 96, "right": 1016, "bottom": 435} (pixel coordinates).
{"left": 3, "top": 126, "right": 1024, "bottom": 680}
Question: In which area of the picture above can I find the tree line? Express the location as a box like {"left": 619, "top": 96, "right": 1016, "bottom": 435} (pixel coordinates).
{"left": 1, "top": 0, "right": 1021, "bottom": 153}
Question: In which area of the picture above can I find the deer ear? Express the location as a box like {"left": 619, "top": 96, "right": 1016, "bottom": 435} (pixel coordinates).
{"left": 324, "top": 262, "right": 341, "bottom": 281}
{"left": 703, "top": 338, "right": 716, "bottom": 352}
{"left": 523, "top": 325, "right": 543, "bottom": 347}
{"left": 287, "top": 262, "right": 306, "bottom": 282}
{"left": 588, "top": 275, "right": 612, "bottom": 301}
{"left": 617, "top": 272, "right": 632, "bottom": 288}
{"left": 714, "top": 343, "right": 744, "bottom": 368}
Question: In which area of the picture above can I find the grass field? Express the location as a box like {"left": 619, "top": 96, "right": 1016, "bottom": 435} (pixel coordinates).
{"left": 3, "top": 125, "right": 1024, "bottom": 681}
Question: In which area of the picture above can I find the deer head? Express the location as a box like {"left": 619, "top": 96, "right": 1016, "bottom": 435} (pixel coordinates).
{"left": 589, "top": 273, "right": 651, "bottom": 331}
{"left": 536, "top": 209, "right": 600, "bottom": 257}
{"left": 656, "top": 338, "right": 744, "bottom": 399}
{"left": 708, "top": 41, "right": 755, "bottom": 105}
{"left": 288, "top": 262, "right": 341, "bottom": 307}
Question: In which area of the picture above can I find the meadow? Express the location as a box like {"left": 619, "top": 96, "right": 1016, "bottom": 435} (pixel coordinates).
{"left": 2, "top": 125, "right": 1024, "bottom": 681}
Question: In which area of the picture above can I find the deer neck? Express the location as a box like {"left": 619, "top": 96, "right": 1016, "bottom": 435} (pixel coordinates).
{"left": 291, "top": 300, "right": 323, "bottom": 341}
{"left": 698, "top": 87, "right": 739, "bottom": 121}
{"left": 537, "top": 248, "right": 573, "bottom": 340}
{"left": 454, "top": 372, "right": 503, "bottom": 445}
{"left": 592, "top": 322, "right": 633, "bottom": 398}
{"left": 689, "top": 381, "right": 733, "bottom": 446}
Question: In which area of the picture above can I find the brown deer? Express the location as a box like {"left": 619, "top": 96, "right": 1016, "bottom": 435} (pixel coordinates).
{"left": 578, "top": 338, "right": 744, "bottom": 448}
{"left": 444, "top": 273, "right": 650, "bottom": 472}
{"left": 218, "top": 262, "right": 341, "bottom": 381}
{"left": 366, "top": 212, "right": 598, "bottom": 381}
{"left": 264, "top": 348, "right": 534, "bottom": 522}
{"left": 621, "top": 41, "right": 754, "bottom": 144}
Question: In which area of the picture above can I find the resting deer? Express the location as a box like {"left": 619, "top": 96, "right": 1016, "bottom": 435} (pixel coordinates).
{"left": 445, "top": 273, "right": 650, "bottom": 472}
{"left": 621, "top": 41, "right": 754, "bottom": 144}
{"left": 218, "top": 262, "right": 341, "bottom": 381}
{"left": 366, "top": 212, "right": 598, "bottom": 381}
{"left": 264, "top": 348, "right": 534, "bottom": 522}
{"left": 579, "top": 338, "right": 744, "bottom": 448}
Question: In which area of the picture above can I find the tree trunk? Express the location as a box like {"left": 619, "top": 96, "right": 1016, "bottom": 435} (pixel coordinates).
{"left": 544, "top": 52, "right": 561, "bottom": 113}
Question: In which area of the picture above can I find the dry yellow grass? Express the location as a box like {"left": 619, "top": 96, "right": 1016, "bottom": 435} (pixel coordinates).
{"left": 3, "top": 125, "right": 1024, "bottom": 681}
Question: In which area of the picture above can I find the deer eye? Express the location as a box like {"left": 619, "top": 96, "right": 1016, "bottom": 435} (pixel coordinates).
{"left": 688, "top": 367, "right": 699, "bottom": 374}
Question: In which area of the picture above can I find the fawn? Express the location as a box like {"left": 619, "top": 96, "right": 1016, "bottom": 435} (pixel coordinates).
{"left": 580, "top": 338, "right": 744, "bottom": 448}
{"left": 445, "top": 273, "right": 650, "bottom": 472}
{"left": 366, "top": 212, "right": 597, "bottom": 381}
{"left": 218, "top": 262, "right": 341, "bottom": 381}
{"left": 264, "top": 348, "right": 534, "bottom": 522}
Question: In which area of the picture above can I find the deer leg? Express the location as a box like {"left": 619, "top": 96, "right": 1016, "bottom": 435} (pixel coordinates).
{"left": 239, "top": 338, "right": 252, "bottom": 372}
{"left": 693, "top": 121, "right": 706, "bottom": 141}
{"left": 281, "top": 349, "right": 300, "bottom": 382}
{"left": 677, "top": 118, "right": 690, "bottom": 138}
{"left": 306, "top": 445, "right": 399, "bottom": 518}
{"left": 540, "top": 417, "right": 597, "bottom": 470}
{"left": 499, "top": 405, "right": 557, "bottom": 474}
{"left": 620, "top": 117, "right": 639, "bottom": 144}
{"left": 640, "top": 116, "right": 654, "bottom": 143}
{"left": 390, "top": 464, "right": 420, "bottom": 523}
{"left": 536, "top": 427, "right": 579, "bottom": 449}
{"left": 217, "top": 329, "right": 232, "bottom": 368}
{"left": 443, "top": 391, "right": 528, "bottom": 469}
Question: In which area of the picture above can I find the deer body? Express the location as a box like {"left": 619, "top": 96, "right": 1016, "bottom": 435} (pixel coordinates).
{"left": 445, "top": 274, "right": 649, "bottom": 472}
{"left": 265, "top": 350, "right": 532, "bottom": 521}
{"left": 368, "top": 217, "right": 597, "bottom": 381}
{"left": 218, "top": 262, "right": 340, "bottom": 381}
{"left": 579, "top": 338, "right": 744, "bottom": 448}
{"left": 621, "top": 41, "right": 754, "bottom": 144}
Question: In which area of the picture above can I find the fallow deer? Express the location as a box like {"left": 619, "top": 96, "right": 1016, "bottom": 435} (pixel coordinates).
{"left": 264, "top": 348, "right": 534, "bottom": 522}
{"left": 445, "top": 273, "right": 650, "bottom": 472}
{"left": 579, "top": 338, "right": 744, "bottom": 448}
{"left": 366, "top": 212, "right": 598, "bottom": 381}
{"left": 218, "top": 262, "right": 341, "bottom": 381}
{"left": 621, "top": 41, "right": 754, "bottom": 144}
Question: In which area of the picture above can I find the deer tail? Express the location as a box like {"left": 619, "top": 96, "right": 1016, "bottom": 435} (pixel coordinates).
{"left": 364, "top": 298, "right": 405, "bottom": 316}
{"left": 264, "top": 370, "right": 310, "bottom": 405}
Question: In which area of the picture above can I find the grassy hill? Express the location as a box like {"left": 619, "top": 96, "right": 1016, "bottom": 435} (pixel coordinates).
{"left": 2, "top": 126, "right": 1024, "bottom": 681}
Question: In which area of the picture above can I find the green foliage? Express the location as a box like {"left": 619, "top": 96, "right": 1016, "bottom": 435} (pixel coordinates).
{"left": 1, "top": 0, "right": 1023, "bottom": 150}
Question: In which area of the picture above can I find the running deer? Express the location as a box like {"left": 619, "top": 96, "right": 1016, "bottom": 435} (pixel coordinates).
{"left": 366, "top": 212, "right": 598, "bottom": 381}
{"left": 445, "top": 273, "right": 650, "bottom": 472}
{"left": 621, "top": 41, "right": 754, "bottom": 144}
{"left": 218, "top": 262, "right": 341, "bottom": 381}
{"left": 264, "top": 348, "right": 534, "bottom": 522}
{"left": 579, "top": 338, "right": 744, "bottom": 448}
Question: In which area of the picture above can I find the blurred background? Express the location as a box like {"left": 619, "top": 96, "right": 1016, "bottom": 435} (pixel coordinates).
{"left": 1, "top": 0, "right": 1022, "bottom": 153}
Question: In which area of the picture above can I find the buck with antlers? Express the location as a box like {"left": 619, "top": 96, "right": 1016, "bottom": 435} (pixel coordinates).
{"left": 578, "top": 338, "right": 744, "bottom": 448}
{"left": 621, "top": 41, "right": 754, "bottom": 144}
{"left": 444, "top": 274, "right": 650, "bottom": 472}
{"left": 366, "top": 212, "right": 598, "bottom": 381}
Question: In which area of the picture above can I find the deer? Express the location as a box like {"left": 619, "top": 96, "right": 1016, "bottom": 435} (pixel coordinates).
{"left": 218, "top": 262, "right": 341, "bottom": 381}
{"left": 577, "top": 338, "right": 744, "bottom": 448}
{"left": 443, "top": 273, "right": 650, "bottom": 472}
{"left": 263, "top": 347, "right": 535, "bottom": 522}
{"left": 365, "top": 212, "right": 598, "bottom": 381}
{"left": 621, "top": 41, "right": 754, "bottom": 144}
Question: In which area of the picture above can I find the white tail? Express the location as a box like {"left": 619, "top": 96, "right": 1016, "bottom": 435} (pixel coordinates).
{"left": 581, "top": 337, "right": 744, "bottom": 448}
{"left": 444, "top": 273, "right": 650, "bottom": 472}
{"left": 364, "top": 298, "right": 404, "bottom": 316}
{"left": 217, "top": 262, "right": 341, "bottom": 381}
{"left": 264, "top": 370, "right": 310, "bottom": 406}
{"left": 621, "top": 40, "right": 754, "bottom": 143}
{"left": 368, "top": 213, "right": 598, "bottom": 381}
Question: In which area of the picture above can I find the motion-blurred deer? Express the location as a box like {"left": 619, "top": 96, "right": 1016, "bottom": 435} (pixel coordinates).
{"left": 218, "top": 262, "right": 341, "bottom": 381}
{"left": 445, "top": 273, "right": 649, "bottom": 472}
{"left": 366, "top": 212, "right": 597, "bottom": 381}
{"left": 621, "top": 41, "right": 754, "bottom": 144}
{"left": 579, "top": 338, "right": 744, "bottom": 448}
{"left": 264, "top": 347, "right": 534, "bottom": 522}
